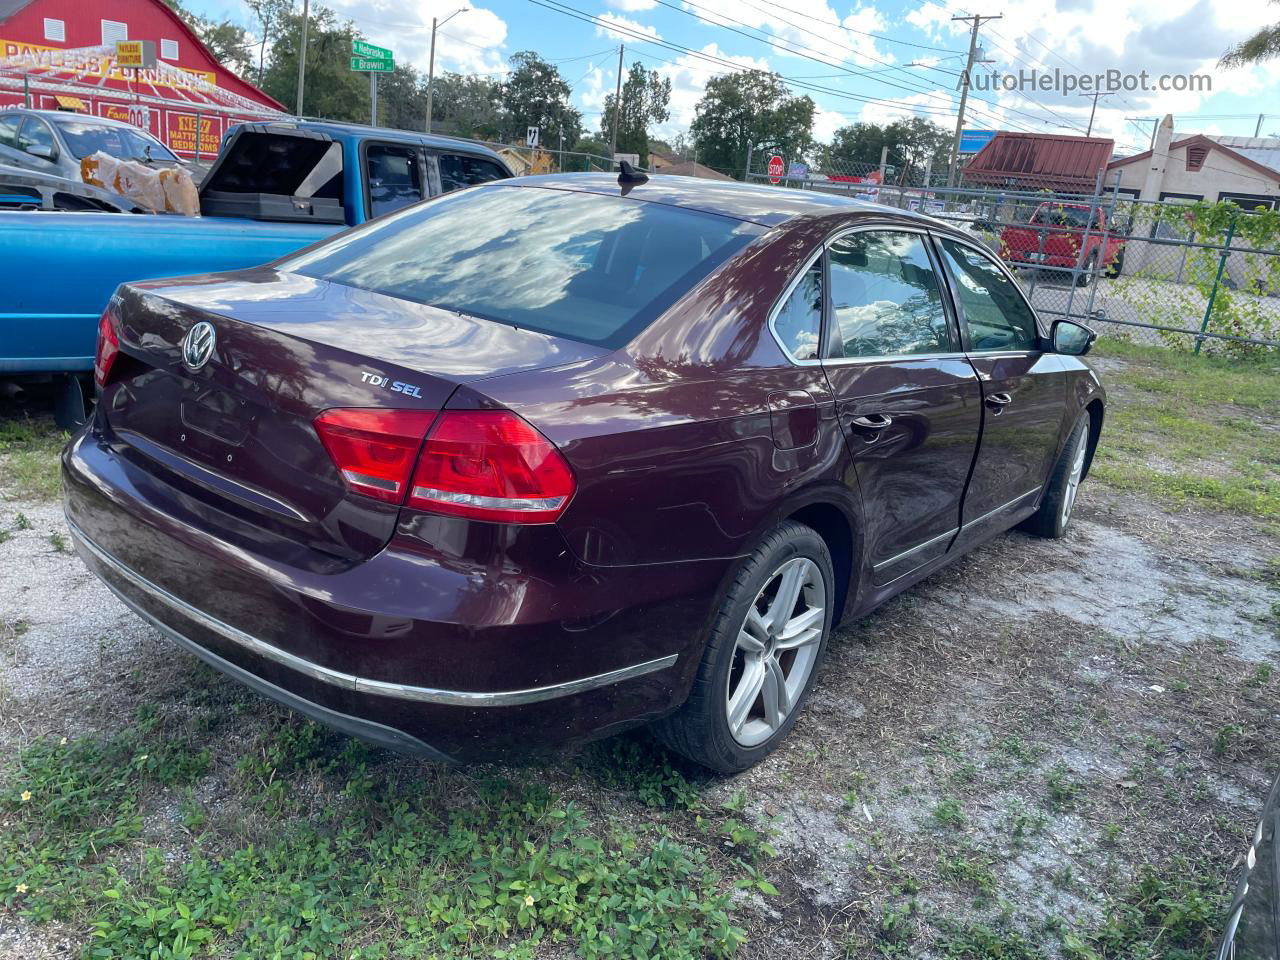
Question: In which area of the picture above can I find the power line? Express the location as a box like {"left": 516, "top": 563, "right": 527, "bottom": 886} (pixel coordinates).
{"left": 651, "top": 0, "right": 1080, "bottom": 133}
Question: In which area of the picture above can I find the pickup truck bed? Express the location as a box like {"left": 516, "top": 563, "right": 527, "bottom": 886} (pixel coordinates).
{"left": 0, "top": 212, "right": 335, "bottom": 373}
{"left": 1, "top": 121, "right": 512, "bottom": 377}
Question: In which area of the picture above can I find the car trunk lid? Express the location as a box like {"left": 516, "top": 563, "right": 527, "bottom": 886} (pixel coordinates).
{"left": 101, "top": 269, "right": 606, "bottom": 564}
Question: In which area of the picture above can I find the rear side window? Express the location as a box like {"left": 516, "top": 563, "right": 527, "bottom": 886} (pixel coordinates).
{"left": 284, "top": 184, "right": 762, "bottom": 348}
{"left": 0, "top": 114, "right": 20, "bottom": 148}
{"left": 826, "top": 230, "right": 953, "bottom": 358}
{"left": 366, "top": 143, "right": 423, "bottom": 218}
{"left": 437, "top": 153, "right": 508, "bottom": 193}
{"left": 772, "top": 260, "right": 822, "bottom": 361}
{"left": 52, "top": 120, "right": 178, "bottom": 162}
{"left": 936, "top": 238, "right": 1039, "bottom": 351}
{"left": 18, "top": 118, "right": 55, "bottom": 157}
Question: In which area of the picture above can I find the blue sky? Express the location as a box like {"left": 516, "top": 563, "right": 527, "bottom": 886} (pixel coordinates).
{"left": 188, "top": 0, "right": 1280, "bottom": 156}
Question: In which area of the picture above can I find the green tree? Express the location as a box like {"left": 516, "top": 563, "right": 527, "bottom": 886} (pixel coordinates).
{"left": 431, "top": 72, "right": 505, "bottom": 140}
{"left": 689, "top": 70, "right": 815, "bottom": 180}
{"left": 261, "top": 6, "right": 366, "bottom": 121}
{"left": 1220, "top": 1, "right": 1280, "bottom": 67}
{"left": 821, "top": 117, "right": 951, "bottom": 178}
{"left": 245, "top": 0, "right": 294, "bottom": 86}
{"left": 376, "top": 63, "right": 428, "bottom": 132}
{"left": 502, "top": 51, "right": 582, "bottom": 147}
{"left": 600, "top": 61, "right": 671, "bottom": 165}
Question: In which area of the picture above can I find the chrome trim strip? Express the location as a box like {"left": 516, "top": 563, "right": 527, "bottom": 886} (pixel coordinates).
{"left": 823, "top": 351, "right": 970, "bottom": 368}
{"left": 871, "top": 525, "right": 958, "bottom": 572}
{"left": 961, "top": 487, "right": 1042, "bottom": 531}
{"left": 67, "top": 518, "right": 678, "bottom": 707}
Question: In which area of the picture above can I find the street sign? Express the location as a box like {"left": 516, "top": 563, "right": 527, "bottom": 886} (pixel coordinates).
{"left": 767, "top": 154, "right": 785, "bottom": 184}
{"left": 526, "top": 126, "right": 539, "bottom": 148}
{"left": 351, "top": 57, "right": 395, "bottom": 72}
{"left": 787, "top": 161, "right": 807, "bottom": 179}
{"left": 115, "top": 40, "right": 156, "bottom": 68}
{"left": 352, "top": 40, "right": 392, "bottom": 60}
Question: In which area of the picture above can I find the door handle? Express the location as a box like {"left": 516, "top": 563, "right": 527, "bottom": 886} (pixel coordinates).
{"left": 985, "top": 392, "right": 1013, "bottom": 413}
{"left": 849, "top": 413, "right": 893, "bottom": 438}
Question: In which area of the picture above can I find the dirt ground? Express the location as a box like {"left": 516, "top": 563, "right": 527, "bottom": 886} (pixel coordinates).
{"left": 1, "top": 349, "right": 1278, "bottom": 959}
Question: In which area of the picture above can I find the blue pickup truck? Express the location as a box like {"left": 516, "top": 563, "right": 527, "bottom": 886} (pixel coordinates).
{"left": 0, "top": 120, "right": 511, "bottom": 419}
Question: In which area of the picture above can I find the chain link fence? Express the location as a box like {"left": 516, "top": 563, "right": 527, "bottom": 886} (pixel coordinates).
{"left": 745, "top": 160, "right": 1280, "bottom": 355}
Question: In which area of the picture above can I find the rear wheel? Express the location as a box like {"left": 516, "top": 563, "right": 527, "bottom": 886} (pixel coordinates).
{"left": 654, "top": 521, "right": 834, "bottom": 773}
{"left": 1021, "top": 414, "right": 1090, "bottom": 539}
{"left": 1074, "top": 251, "right": 1097, "bottom": 287}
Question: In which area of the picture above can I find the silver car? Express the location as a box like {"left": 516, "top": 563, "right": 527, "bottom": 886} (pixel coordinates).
{"left": 0, "top": 109, "right": 184, "bottom": 181}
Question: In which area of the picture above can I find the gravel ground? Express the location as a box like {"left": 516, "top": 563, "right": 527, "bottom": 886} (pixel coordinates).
{"left": 2, "top": 474, "right": 1278, "bottom": 957}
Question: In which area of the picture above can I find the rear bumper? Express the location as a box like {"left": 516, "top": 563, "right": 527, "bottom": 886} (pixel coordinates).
{"left": 63, "top": 429, "right": 724, "bottom": 761}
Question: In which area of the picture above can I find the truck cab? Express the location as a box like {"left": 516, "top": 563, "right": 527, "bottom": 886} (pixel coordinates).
{"left": 998, "top": 202, "right": 1126, "bottom": 287}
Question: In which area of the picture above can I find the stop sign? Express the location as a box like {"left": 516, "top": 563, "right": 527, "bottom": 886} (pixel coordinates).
{"left": 767, "top": 154, "right": 785, "bottom": 184}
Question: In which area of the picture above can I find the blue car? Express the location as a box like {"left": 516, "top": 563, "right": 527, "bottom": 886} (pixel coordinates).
{"left": 0, "top": 120, "right": 512, "bottom": 421}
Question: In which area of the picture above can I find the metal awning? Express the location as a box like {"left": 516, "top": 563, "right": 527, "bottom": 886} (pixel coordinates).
{"left": 54, "top": 95, "right": 86, "bottom": 110}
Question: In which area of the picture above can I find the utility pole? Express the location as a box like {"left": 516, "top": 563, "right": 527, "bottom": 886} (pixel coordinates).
{"left": 609, "top": 44, "right": 624, "bottom": 162}
{"left": 1080, "top": 91, "right": 1115, "bottom": 137}
{"left": 425, "top": 8, "right": 468, "bottom": 134}
{"left": 1256, "top": 114, "right": 1266, "bottom": 138}
{"left": 294, "top": 0, "right": 309, "bottom": 116}
{"left": 946, "top": 12, "right": 1000, "bottom": 188}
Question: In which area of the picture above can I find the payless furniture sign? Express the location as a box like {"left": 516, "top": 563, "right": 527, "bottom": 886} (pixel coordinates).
{"left": 0, "top": 39, "right": 217, "bottom": 90}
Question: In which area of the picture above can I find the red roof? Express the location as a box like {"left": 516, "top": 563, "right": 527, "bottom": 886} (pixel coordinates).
{"left": 962, "top": 132, "right": 1115, "bottom": 191}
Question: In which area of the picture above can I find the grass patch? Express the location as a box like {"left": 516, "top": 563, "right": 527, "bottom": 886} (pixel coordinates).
{"left": 0, "top": 415, "right": 66, "bottom": 501}
{"left": 1, "top": 712, "right": 750, "bottom": 959}
{"left": 1089, "top": 341, "right": 1280, "bottom": 520}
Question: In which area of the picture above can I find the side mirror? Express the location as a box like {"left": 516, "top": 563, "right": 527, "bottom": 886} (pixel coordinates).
{"left": 26, "top": 144, "right": 56, "bottom": 161}
{"left": 1051, "top": 318, "right": 1097, "bottom": 356}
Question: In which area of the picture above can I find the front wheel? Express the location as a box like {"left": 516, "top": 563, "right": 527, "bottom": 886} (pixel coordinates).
{"left": 653, "top": 521, "right": 834, "bottom": 773}
{"left": 1021, "top": 414, "right": 1090, "bottom": 538}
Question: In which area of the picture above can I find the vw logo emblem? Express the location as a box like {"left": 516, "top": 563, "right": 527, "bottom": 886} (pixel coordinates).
{"left": 181, "top": 321, "right": 216, "bottom": 371}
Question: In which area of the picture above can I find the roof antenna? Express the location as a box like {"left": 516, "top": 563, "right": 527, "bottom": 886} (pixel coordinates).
{"left": 617, "top": 159, "right": 648, "bottom": 185}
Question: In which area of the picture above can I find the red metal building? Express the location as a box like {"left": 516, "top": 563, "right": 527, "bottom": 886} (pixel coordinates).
{"left": 0, "top": 0, "right": 284, "bottom": 158}
{"left": 961, "top": 132, "right": 1116, "bottom": 194}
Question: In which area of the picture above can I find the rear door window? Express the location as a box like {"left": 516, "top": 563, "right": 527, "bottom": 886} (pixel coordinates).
{"left": 826, "top": 230, "right": 954, "bottom": 358}
{"left": 366, "top": 143, "right": 423, "bottom": 218}
{"left": 437, "top": 153, "right": 508, "bottom": 193}
{"left": 284, "top": 183, "right": 761, "bottom": 348}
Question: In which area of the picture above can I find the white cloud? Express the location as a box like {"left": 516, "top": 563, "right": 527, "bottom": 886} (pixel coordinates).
{"left": 813, "top": 106, "right": 849, "bottom": 141}
{"left": 325, "top": 0, "right": 508, "bottom": 76}
{"left": 605, "top": 0, "right": 658, "bottom": 9}
{"left": 856, "top": 89, "right": 955, "bottom": 127}
{"left": 678, "top": 0, "right": 895, "bottom": 70}
{"left": 594, "top": 12, "right": 661, "bottom": 42}
{"left": 646, "top": 43, "right": 771, "bottom": 139}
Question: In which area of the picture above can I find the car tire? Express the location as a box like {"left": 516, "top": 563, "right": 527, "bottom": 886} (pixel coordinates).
{"left": 1020, "top": 414, "right": 1090, "bottom": 539}
{"left": 1075, "top": 251, "right": 1097, "bottom": 287}
{"left": 653, "top": 520, "right": 835, "bottom": 774}
{"left": 1104, "top": 248, "right": 1124, "bottom": 278}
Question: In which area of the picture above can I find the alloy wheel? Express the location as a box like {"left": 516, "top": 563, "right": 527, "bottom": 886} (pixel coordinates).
{"left": 725, "top": 556, "right": 826, "bottom": 747}
{"left": 1061, "top": 427, "right": 1089, "bottom": 525}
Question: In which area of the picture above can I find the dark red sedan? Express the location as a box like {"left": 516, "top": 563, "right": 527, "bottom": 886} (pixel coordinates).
{"left": 64, "top": 173, "right": 1105, "bottom": 772}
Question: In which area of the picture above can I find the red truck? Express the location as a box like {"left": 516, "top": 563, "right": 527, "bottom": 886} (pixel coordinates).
{"left": 999, "top": 202, "right": 1126, "bottom": 286}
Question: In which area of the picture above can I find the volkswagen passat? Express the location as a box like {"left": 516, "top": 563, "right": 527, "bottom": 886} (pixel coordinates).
{"left": 64, "top": 173, "right": 1105, "bottom": 772}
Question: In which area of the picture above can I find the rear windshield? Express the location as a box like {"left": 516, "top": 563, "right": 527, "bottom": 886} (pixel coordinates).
{"left": 52, "top": 119, "right": 179, "bottom": 163}
{"left": 283, "top": 184, "right": 763, "bottom": 348}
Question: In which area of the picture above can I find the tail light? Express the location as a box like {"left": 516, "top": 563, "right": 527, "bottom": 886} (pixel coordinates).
{"left": 314, "top": 408, "right": 436, "bottom": 504}
{"left": 314, "top": 408, "right": 575, "bottom": 524}
{"left": 407, "top": 411, "right": 575, "bottom": 524}
{"left": 94, "top": 306, "right": 120, "bottom": 388}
